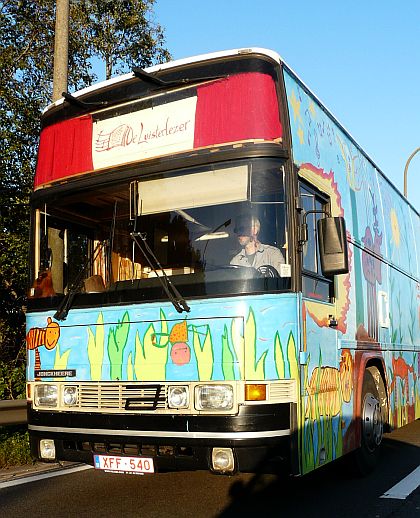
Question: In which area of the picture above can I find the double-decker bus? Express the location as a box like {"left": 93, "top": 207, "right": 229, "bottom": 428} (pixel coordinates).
{"left": 26, "top": 48, "right": 420, "bottom": 477}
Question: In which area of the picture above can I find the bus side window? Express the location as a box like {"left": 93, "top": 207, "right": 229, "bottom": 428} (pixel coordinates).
{"left": 299, "top": 182, "right": 333, "bottom": 302}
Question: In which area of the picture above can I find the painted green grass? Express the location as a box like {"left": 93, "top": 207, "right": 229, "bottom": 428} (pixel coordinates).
{"left": 108, "top": 311, "right": 130, "bottom": 380}
{"left": 87, "top": 312, "right": 105, "bottom": 380}
{"left": 133, "top": 317, "right": 169, "bottom": 381}
{"left": 300, "top": 349, "right": 343, "bottom": 474}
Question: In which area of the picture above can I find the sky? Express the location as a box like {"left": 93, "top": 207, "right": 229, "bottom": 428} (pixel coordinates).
{"left": 152, "top": 0, "right": 420, "bottom": 210}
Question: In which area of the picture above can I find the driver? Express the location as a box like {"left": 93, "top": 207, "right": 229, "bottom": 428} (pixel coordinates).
{"left": 230, "top": 213, "right": 285, "bottom": 275}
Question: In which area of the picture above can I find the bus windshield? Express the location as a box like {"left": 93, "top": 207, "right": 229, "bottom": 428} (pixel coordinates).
{"left": 30, "top": 158, "right": 290, "bottom": 306}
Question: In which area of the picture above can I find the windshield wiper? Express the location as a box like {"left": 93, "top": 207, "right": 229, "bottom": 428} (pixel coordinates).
{"left": 62, "top": 92, "right": 108, "bottom": 110}
{"left": 130, "top": 231, "right": 190, "bottom": 314}
{"left": 132, "top": 68, "right": 227, "bottom": 89}
{"left": 53, "top": 239, "right": 107, "bottom": 321}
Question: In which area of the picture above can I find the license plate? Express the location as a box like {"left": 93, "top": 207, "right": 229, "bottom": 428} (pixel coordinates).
{"left": 93, "top": 454, "right": 155, "bottom": 474}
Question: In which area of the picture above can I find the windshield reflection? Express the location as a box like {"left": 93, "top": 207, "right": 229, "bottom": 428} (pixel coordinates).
{"left": 30, "top": 158, "right": 290, "bottom": 305}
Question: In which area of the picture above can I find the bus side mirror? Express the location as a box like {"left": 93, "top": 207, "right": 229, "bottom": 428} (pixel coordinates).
{"left": 317, "top": 216, "right": 349, "bottom": 276}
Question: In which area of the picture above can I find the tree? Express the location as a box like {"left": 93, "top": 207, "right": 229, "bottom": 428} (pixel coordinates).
{"left": 0, "top": 0, "right": 170, "bottom": 397}
{"left": 75, "top": 0, "right": 171, "bottom": 79}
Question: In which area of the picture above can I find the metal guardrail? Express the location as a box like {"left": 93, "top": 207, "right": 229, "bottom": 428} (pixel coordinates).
{"left": 0, "top": 399, "right": 28, "bottom": 426}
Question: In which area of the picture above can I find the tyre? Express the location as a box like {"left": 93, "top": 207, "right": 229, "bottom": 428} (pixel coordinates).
{"left": 353, "top": 366, "right": 384, "bottom": 475}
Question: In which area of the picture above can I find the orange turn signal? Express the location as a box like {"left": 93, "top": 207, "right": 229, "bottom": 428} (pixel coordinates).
{"left": 245, "top": 384, "right": 267, "bottom": 401}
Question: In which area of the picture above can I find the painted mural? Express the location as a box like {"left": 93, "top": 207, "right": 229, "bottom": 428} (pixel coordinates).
{"left": 284, "top": 68, "right": 420, "bottom": 473}
{"left": 26, "top": 317, "right": 60, "bottom": 372}
{"left": 26, "top": 294, "right": 300, "bottom": 385}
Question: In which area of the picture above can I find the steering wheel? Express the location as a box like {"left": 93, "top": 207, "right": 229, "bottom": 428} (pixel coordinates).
{"left": 257, "top": 264, "right": 279, "bottom": 278}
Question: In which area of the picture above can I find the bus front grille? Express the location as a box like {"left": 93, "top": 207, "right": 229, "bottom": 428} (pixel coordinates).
{"left": 78, "top": 383, "right": 167, "bottom": 411}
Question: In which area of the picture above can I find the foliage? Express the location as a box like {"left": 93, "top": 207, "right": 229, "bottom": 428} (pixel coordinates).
{"left": 0, "top": 1, "right": 170, "bottom": 371}
{"left": 0, "top": 426, "right": 32, "bottom": 467}
{"left": 74, "top": 0, "right": 171, "bottom": 79}
{"left": 0, "top": 357, "right": 26, "bottom": 400}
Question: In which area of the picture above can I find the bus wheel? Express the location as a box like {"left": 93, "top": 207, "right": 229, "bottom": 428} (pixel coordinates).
{"left": 354, "top": 367, "right": 384, "bottom": 475}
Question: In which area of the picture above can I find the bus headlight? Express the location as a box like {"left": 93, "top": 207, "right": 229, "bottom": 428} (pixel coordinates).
{"left": 212, "top": 448, "right": 235, "bottom": 473}
{"left": 168, "top": 386, "right": 189, "bottom": 408}
{"left": 63, "top": 386, "right": 78, "bottom": 406}
{"left": 34, "top": 384, "right": 58, "bottom": 407}
{"left": 195, "top": 385, "right": 233, "bottom": 411}
{"left": 40, "top": 439, "right": 56, "bottom": 460}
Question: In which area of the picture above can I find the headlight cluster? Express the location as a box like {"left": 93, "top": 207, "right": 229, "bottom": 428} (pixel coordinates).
{"left": 168, "top": 386, "right": 189, "bottom": 409}
{"left": 34, "top": 385, "right": 57, "bottom": 407}
{"left": 34, "top": 384, "right": 78, "bottom": 408}
{"left": 195, "top": 385, "right": 234, "bottom": 410}
{"left": 168, "top": 384, "right": 234, "bottom": 411}
{"left": 63, "top": 386, "right": 78, "bottom": 406}
{"left": 33, "top": 383, "right": 234, "bottom": 412}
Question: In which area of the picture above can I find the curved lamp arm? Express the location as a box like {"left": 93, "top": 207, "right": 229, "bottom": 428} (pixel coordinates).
{"left": 404, "top": 147, "right": 420, "bottom": 197}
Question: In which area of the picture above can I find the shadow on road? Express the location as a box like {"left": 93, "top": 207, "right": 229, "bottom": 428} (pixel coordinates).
{"left": 217, "top": 427, "right": 420, "bottom": 518}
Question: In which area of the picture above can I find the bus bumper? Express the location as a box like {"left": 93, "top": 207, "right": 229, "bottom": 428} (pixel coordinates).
{"left": 28, "top": 403, "right": 295, "bottom": 475}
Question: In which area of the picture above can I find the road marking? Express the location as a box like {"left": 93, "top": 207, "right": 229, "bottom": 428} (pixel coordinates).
{"left": 0, "top": 464, "right": 93, "bottom": 490}
{"left": 381, "top": 465, "right": 420, "bottom": 500}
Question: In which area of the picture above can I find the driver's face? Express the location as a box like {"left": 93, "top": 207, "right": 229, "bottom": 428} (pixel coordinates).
{"left": 236, "top": 221, "right": 258, "bottom": 246}
{"left": 237, "top": 235, "right": 252, "bottom": 246}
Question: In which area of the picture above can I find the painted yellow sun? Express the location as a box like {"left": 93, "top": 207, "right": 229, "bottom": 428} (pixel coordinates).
{"left": 297, "top": 126, "right": 305, "bottom": 144}
{"left": 290, "top": 90, "right": 302, "bottom": 123}
{"left": 309, "top": 101, "right": 317, "bottom": 118}
{"left": 390, "top": 208, "right": 400, "bottom": 248}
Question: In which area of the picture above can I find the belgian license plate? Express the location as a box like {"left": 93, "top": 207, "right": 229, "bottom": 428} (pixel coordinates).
{"left": 93, "top": 454, "right": 155, "bottom": 474}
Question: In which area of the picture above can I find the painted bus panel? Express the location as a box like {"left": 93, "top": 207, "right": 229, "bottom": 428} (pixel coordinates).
{"left": 26, "top": 294, "right": 300, "bottom": 384}
{"left": 283, "top": 68, "right": 420, "bottom": 468}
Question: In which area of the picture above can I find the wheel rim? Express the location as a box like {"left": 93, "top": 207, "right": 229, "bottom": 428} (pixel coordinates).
{"left": 362, "top": 393, "right": 383, "bottom": 452}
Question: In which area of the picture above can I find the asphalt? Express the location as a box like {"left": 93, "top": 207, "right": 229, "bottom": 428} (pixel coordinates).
{"left": 1, "top": 458, "right": 419, "bottom": 517}
{"left": 0, "top": 460, "right": 80, "bottom": 484}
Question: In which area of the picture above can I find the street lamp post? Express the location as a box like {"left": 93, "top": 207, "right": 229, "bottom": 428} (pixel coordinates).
{"left": 404, "top": 147, "right": 420, "bottom": 198}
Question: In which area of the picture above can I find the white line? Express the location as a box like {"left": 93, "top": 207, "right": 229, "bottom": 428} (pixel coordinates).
{"left": 0, "top": 464, "right": 93, "bottom": 490}
{"left": 28, "top": 424, "right": 291, "bottom": 440}
{"left": 381, "top": 465, "right": 420, "bottom": 500}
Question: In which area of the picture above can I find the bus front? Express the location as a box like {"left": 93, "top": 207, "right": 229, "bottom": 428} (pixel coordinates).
{"left": 26, "top": 49, "right": 300, "bottom": 475}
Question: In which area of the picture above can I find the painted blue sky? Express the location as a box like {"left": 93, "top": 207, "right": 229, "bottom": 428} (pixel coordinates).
{"left": 150, "top": 0, "right": 420, "bottom": 209}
